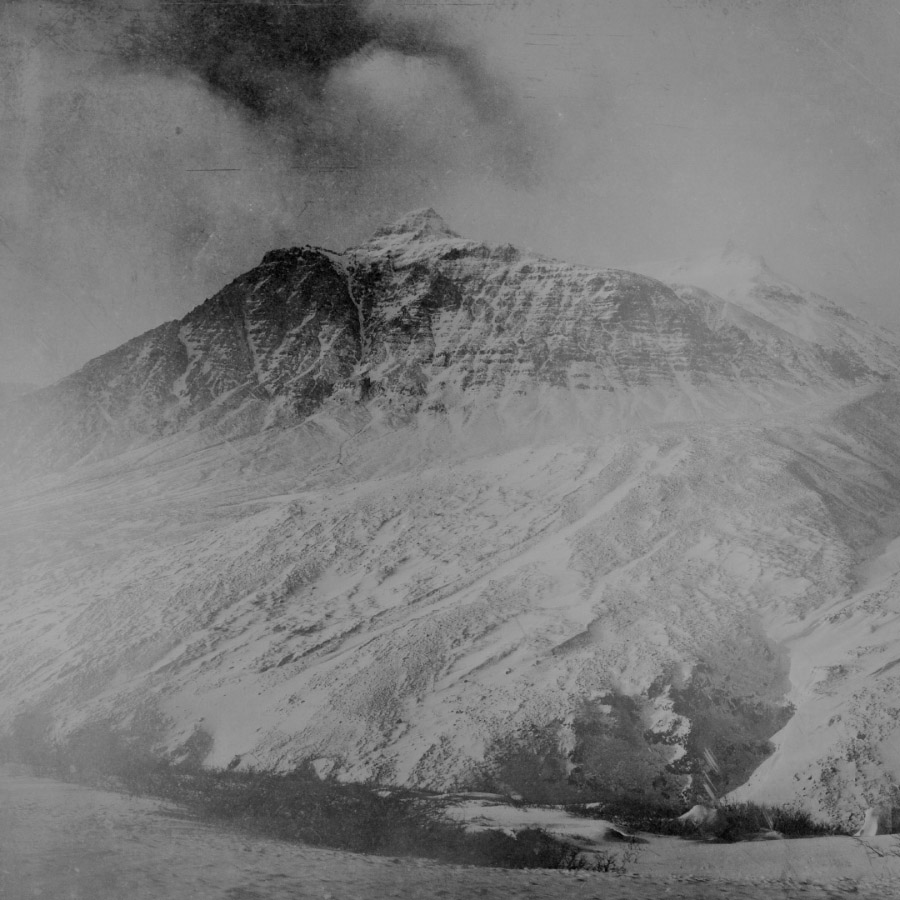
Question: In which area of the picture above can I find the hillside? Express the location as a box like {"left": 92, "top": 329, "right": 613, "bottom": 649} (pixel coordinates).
{"left": 2, "top": 210, "right": 900, "bottom": 820}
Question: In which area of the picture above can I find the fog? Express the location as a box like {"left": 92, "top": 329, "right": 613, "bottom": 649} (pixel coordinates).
{"left": 2, "top": 0, "right": 900, "bottom": 383}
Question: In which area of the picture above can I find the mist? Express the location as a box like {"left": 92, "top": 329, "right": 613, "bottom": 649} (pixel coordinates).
{"left": 2, "top": 0, "right": 900, "bottom": 383}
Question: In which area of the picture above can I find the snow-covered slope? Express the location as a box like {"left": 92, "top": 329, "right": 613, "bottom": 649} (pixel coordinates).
{"left": 3, "top": 211, "right": 900, "bottom": 820}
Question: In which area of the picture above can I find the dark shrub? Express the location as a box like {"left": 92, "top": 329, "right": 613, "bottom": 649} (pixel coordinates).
{"left": 567, "top": 797, "right": 843, "bottom": 841}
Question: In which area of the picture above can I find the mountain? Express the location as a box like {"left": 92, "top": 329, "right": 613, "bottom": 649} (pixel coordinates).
{"left": 3, "top": 211, "right": 897, "bottom": 477}
{"left": 3, "top": 210, "right": 900, "bottom": 821}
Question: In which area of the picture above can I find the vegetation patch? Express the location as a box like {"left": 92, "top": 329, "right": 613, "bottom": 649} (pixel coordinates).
{"left": 568, "top": 797, "right": 846, "bottom": 841}
{"left": 0, "top": 714, "right": 619, "bottom": 871}
{"left": 716, "top": 802, "right": 846, "bottom": 841}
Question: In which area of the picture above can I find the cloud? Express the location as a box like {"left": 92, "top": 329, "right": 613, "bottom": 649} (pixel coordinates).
{"left": 0, "top": 0, "right": 547, "bottom": 382}
{"left": 6, "top": 0, "right": 899, "bottom": 387}
{"left": 42, "top": 0, "right": 539, "bottom": 182}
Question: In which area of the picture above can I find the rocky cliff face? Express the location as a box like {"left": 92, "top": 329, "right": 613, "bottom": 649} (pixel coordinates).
{"left": 3, "top": 211, "right": 900, "bottom": 822}
{"left": 0, "top": 246, "right": 360, "bottom": 471}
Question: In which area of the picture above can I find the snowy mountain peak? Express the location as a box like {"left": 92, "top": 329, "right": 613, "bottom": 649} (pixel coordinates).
{"left": 370, "top": 207, "right": 460, "bottom": 242}
{"left": 636, "top": 243, "right": 900, "bottom": 368}
{"left": 644, "top": 244, "right": 775, "bottom": 299}
{"left": 720, "top": 241, "right": 771, "bottom": 277}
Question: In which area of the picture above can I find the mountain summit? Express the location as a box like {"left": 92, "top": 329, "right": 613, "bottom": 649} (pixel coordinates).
{"left": 370, "top": 207, "right": 460, "bottom": 241}
{"left": 3, "top": 212, "right": 900, "bottom": 821}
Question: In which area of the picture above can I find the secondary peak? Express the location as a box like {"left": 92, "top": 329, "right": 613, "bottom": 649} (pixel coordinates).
{"left": 370, "top": 208, "right": 460, "bottom": 242}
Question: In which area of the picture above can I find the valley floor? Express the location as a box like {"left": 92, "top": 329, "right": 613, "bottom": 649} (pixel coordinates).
{"left": 2, "top": 767, "right": 899, "bottom": 899}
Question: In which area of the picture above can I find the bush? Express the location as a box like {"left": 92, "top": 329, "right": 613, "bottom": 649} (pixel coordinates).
{"left": 566, "top": 797, "right": 843, "bottom": 841}
{"left": 567, "top": 797, "right": 692, "bottom": 836}
{"left": 769, "top": 805, "right": 843, "bottom": 838}
{"left": 716, "top": 802, "right": 843, "bottom": 840}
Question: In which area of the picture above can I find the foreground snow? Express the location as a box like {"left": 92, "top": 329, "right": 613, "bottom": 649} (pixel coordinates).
{"left": 1, "top": 768, "right": 898, "bottom": 900}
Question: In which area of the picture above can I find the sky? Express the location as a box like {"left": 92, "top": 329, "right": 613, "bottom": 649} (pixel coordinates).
{"left": 2, "top": 0, "right": 900, "bottom": 384}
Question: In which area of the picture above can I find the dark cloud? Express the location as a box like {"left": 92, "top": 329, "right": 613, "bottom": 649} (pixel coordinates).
{"left": 23, "top": 0, "right": 538, "bottom": 179}
{"left": 120, "top": 0, "right": 383, "bottom": 116}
